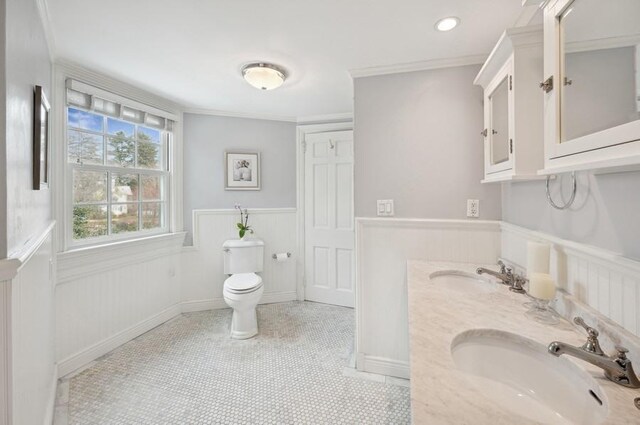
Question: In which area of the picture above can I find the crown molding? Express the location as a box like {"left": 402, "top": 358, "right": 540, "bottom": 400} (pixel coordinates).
{"left": 35, "top": 0, "right": 56, "bottom": 61}
{"left": 184, "top": 108, "right": 355, "bottom": 125}
{"left": 55, "top": 59, "right": 185, "bottom": 116}
{"left": 473, "top": 25, "right": 543, "bottom": 87}
{"left": 349, "top": 54, "right": 487, "bottom": 79}
{"left": 522, "top": 0, "right": 550, "bottom": 7}
{"left": 296, "top": 112, "right": 353, "bottom": 125}
{"left": 184, "top": 108, "right": 297, "bottom": 123}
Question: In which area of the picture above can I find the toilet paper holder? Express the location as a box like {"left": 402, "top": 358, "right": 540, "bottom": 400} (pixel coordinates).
{"left": 272, "top": 252, "right": 291, "bottom": 260}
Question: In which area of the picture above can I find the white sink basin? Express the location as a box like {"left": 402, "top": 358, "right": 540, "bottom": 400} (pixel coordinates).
{"left": 429, "top": 270, "right": 496, "bottom": 294}
{"left": 451, "top": 329, "right": 609, "bottom": 425}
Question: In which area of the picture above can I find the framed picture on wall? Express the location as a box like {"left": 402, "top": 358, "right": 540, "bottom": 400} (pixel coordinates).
{"left": 33, "top": 85, "right": 50, "bottom": 190}
{"left": 225, "top": 151, "right": 261, "bottom": 190}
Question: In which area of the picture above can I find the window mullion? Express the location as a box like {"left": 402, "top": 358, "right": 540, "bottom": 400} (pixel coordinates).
{"left": 103, "top": 115, "right": 107, "bottom": 166}
{"left": 107, "top": 170, "right": 112, "bottom": 236}
{"left": 138, "top": 172, "right": 142, "bottom": 231}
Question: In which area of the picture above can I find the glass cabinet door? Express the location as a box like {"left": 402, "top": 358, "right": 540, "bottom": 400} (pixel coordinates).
{"left": 559, "top": 0, "right": 640, "bottom": 144}
{"left": 489, "top": 75, "right": 510, "bottom": 166}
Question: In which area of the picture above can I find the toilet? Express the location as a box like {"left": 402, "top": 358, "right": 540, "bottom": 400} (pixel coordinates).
{"left": 222, "top": 238, "right": 265, "bottom": 339}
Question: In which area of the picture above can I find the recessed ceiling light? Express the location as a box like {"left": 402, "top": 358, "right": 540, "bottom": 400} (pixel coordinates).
{"left": 435, "top": 16, "right": 460, "bottom": 32}
{"left": 241, "top": 63, "right": 287, "bottom": 91}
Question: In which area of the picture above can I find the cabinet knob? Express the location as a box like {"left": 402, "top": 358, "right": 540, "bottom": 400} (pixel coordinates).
{"left": 540, "top": 76, "right": 554, "bottom": 93}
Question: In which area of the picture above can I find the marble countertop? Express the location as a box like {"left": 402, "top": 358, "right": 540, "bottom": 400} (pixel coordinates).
{"left": 407, "top": 260, "right": 640, "bottom": 424}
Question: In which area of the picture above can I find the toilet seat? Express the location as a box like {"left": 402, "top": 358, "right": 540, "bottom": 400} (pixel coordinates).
{"left": 224, "top": 273, "right": 263, "bottom": 294}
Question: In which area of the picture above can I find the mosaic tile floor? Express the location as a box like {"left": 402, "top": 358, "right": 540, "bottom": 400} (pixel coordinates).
{"left": 56, "top": 301, "right": 411, "bottom": 424}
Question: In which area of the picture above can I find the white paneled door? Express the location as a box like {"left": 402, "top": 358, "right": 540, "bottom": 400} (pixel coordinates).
{"left": 304, "top": 130, "right": 354, "bottom": 307}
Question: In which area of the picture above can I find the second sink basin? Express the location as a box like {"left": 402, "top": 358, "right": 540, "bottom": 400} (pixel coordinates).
{"left": 451, "top": 329, "right": 609, "bottom": 425}
{"left": 429, "top": 270, "right": 496, "bottom": 294}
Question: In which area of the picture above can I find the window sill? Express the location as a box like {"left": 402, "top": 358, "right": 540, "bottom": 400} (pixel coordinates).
{"left": 57, "top": 232, "right": 186, "bottom": 284}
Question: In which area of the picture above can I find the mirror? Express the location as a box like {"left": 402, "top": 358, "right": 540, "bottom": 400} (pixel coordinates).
{"left": 559, "top": 0, "right": 640, "bottom": 143}
{"left": 489, "top": 76, "right": 510, "bottom": 164}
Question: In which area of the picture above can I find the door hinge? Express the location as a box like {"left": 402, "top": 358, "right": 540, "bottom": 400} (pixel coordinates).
{"left": 302, "top": 140, "right": 307, "bottom": 153}
{"left": 509, "top": 75, "right": 513, "bottom": 91}
{"left": 510, "top": 139, "right": 513, "bottom": 153}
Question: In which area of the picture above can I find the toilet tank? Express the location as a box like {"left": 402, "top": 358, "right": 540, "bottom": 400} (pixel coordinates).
{"left": 223, "top": 239, "right": 264, "bottom": 274}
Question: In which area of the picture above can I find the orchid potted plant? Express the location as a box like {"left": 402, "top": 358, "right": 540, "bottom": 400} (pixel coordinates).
{"left": 235, "top": 204, "right": 254, "bottom": 240}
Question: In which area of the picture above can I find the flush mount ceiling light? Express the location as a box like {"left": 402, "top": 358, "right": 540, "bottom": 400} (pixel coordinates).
{"left": 435, "top": 16, "right": 460, "bottom": 32}
{"left": 241, "top": 63, "right": 287, "bottom": 90}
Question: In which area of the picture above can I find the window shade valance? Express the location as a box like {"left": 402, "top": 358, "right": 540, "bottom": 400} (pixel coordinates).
{"left": 66, "top": 79, "right": 178, "bottom": 131}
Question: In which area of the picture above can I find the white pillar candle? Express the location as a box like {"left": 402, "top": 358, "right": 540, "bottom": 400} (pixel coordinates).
{"left": 528, "top": 273, "right": 556, "bottom": 300}
{"left": 527, "top": 241, "right": 550, "bottom": 277}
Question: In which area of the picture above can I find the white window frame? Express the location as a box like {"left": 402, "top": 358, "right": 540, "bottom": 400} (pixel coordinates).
{"left": 53, "top": 63, "right": 184, "bottom": 253}
{"left": 65, "top": 106, "right": 171, "bottom": 247}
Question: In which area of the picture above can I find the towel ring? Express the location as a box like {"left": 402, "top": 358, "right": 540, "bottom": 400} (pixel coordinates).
{"left": 546, "top": 171, "right": 577, "bottom": 210}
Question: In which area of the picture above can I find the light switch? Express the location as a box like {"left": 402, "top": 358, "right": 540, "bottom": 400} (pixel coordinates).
{"left": 377, "top": 200, "right": 394, "bottom": 217}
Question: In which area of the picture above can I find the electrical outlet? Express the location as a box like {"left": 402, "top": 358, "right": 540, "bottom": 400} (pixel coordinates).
{"left": 377, "top": 200, "right": 394, "bottom": 217}
{"left": 467, "top": 199, "right": 479, "bottom": 218}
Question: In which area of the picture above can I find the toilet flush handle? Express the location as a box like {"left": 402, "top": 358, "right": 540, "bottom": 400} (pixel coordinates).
{"left": 223, "top": 248, "right": 230, "bottom": 253}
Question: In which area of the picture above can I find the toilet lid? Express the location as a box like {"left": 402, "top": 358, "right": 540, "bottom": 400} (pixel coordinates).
{"left": 225, "top": 273, "right": 262, "bottom": 292}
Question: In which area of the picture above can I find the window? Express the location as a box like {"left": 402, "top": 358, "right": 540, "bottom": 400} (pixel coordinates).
{"left": 66, "top": 84, "right": 173, "bottom": 245}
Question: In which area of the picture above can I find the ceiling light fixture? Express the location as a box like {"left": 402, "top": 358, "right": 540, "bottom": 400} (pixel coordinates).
{"left": 241, "top": 63, "right": 287, "bottom": 91}
{"left": 435, "top": 16, "right": 460, "bottom": 32}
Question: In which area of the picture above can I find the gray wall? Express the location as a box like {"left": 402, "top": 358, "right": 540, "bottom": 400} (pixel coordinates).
{"left": 503, "top": 171, "right": 640, "bottom": 261}
{"left": 354, "top": 65, "right": 502, "bottom": 220}
{"left": 183, "top": 113, "right": 297, "bottom": 244}
{"left": 4, "top": 0, "right": 52, "bottom": 257}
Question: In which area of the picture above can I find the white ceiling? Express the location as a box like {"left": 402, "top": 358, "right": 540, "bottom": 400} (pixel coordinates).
{"left": 46, "top": 0, "right": 530, "bottom": 120}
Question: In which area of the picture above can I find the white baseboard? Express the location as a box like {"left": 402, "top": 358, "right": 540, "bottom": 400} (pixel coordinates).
{"left": 357, "top": 353, "right": 410, "bottom": 380}
{"left": 57, "top": 304, "right": 181, "bottom": 377}
{"left": 260, "top": 291, "right": 298, "bottom": 305}
{"left": 180, "top": 298, "right": 228, "bottom": 313}
{"left": 180, "top": 291, "right": 298, "bottom": 313}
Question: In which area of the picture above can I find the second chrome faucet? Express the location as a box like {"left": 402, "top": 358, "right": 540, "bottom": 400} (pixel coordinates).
{"left": 476, "top": 260, "right": 527, "bottom": 294}
{"left": 548, "top": 317, "right": 640, "bottom": 389}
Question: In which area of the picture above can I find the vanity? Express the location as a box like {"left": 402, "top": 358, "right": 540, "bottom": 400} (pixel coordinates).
{"left": 407, "top": 261, "right": 640, "bottom": 424}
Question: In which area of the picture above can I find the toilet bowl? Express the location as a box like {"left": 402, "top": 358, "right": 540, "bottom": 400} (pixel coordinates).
{"left": 223, "top": 273, "right": 264, "bottom": 339}
{"left": 221, "top": 238, "right": 265, "bottom": 339}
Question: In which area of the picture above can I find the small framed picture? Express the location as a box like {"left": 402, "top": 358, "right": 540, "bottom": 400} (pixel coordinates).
{"left": 225, "top": 151, "right": 261, "bottom": 190}
{"left": 33, "top": 85, "right": 50, "bottom": 190}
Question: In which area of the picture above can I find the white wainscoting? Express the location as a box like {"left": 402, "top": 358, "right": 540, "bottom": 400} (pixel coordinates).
{"left": 181, "top": 209, "right": 298, "bottom": 311}
{"left": 0, "top": 276, "right": 10, "bottom": 425}
{"left": 355, "top": 218, "right": 502, "bottom": 379}
{"left": 0, "top": 222, "right": 56, "bottom": 425}
{"left": 501, "top": 222, "right": 640, "bottom": 337}
{"left": 56, "top": 233, "right": 185, "bottom": 377}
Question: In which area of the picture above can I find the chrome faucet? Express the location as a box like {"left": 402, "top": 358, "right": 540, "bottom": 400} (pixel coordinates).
{"left": 476, "top": 260, "right": 526, "bottom": 293}
{"left": 548, "top": 317, "right": 640, "bottom": 388}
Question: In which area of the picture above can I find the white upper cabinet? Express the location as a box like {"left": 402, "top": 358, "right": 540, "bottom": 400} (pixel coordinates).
{"left": 475, "top": 26, "right": 545, "bottom": 183}
{"left": 541, "top": 0, "right": 640, "bottom": 173}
